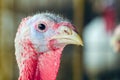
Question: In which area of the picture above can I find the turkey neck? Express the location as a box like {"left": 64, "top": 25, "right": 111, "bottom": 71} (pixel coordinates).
{"left": 18, "top": 42, "right": 63, "bottom": 80}
{"left": 38, "top": 48, "right": 63, "bottom": 80}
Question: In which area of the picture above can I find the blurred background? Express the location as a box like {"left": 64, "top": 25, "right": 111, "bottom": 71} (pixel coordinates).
{"left": 0, "top": 0, "right": 120, "bottom": 80}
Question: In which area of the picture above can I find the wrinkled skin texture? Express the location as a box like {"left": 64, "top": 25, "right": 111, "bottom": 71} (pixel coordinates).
{"left": 15, "top": 13, "right": 82, "bottom": 80}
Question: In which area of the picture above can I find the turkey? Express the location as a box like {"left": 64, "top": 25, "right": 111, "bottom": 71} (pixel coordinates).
{"left": 83, "top": 0, "right": 120, "bottom": 79}
{"left": 14, "top": 12, "right": 83, "bottom": 80}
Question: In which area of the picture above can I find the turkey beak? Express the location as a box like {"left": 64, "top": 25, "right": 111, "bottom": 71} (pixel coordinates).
{"left": 51, "top": 26, "right": 83, "bottom": 46}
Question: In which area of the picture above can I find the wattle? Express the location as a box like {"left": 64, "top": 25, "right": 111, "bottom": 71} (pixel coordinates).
{"left": 37, "top": 48, "right": 63, "bottom": 80}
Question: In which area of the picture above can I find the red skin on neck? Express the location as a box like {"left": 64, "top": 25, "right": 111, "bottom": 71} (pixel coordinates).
{"left": 38, "top": 49, "right": 63, "bottom": 80}
{"left": 16, "top": 16, "right": 66, "bottom": 80}
{"left": 18, "top": 40, "right": 63, "bottom": 80}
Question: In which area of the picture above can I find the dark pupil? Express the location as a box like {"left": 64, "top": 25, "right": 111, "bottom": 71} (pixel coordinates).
{"left": 38, "top": 24, "right": 46, "bottom": 30}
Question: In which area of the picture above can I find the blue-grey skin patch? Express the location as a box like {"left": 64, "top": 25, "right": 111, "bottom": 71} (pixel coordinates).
{"left": 30, "top": 25, "right": 55, "bottom": 53}
{"left": 26, "top": 13, "right": 70, "bottom": 53}
{"left": 26, "top": 13, "right": 57, "bottom": 52}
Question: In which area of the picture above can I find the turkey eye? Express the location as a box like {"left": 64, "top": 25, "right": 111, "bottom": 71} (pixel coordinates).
{"left": 38, "top": 24, "right": 46, "bottom": 30}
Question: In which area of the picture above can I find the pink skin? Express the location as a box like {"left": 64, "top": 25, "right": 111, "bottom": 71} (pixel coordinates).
{"left": 18, "top": 39, "right": 63, "bottom": 80}
{"left": 15, "top": 15, "right": 76, "bottom": 80}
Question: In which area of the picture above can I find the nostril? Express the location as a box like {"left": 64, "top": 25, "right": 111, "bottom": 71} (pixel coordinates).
{"left": 64, "top": 28, "right": 72, "bottom": 35}
{"left": 64, "top": 30, "right": 69, "bottom": 35}
{"left": 59, "top": 26, "right": 72, "bottom": 35}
